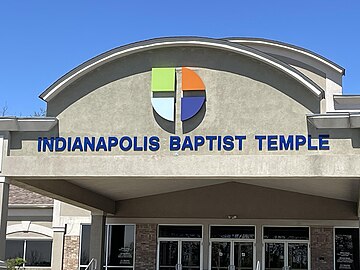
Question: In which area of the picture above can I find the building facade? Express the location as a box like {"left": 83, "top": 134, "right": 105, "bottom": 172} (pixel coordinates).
{"left": 0, "top": 37, "right": 359, "bottom": 270}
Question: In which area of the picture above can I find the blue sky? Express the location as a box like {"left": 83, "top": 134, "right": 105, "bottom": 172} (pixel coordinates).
{"left": 1, "top": 0, "right": 359, "bottom": 116}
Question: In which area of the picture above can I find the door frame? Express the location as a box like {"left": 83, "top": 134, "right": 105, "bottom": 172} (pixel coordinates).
{"left": 157, "top": 224, "right": 204, "bottom": 270}
{"left": 208, "top": 225, "right": 256, "bottom": 270}
{"left": 262, "top": 226, "right": 311, "bottom": 270}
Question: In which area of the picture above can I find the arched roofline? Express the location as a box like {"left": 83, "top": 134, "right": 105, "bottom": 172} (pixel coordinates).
{"left": 225, "top": 37, "right": 345, "bottom": 75}
{"left": 40, "top": 37, "right": 325, "bottom": 102}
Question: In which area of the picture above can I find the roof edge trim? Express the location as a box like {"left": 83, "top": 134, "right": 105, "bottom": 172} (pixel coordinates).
{"left": 39, "top": 37, "right": 324, "bottom": 102}
{"left": 307, "top": 113, "right": 360, "bottom": 128}
{"left": 226, "top": 37, "right": 345, "bottom": 75}
{"left": 0, "top": 117, "right": 58, "bottom": 132}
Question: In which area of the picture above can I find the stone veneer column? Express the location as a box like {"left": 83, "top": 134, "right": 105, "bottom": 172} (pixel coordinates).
{"left": 135, "top": 224, "right": 157, "bottom": 270}
{"left": 311, "top": 227, "right": 334, "bottom": 270}
{"left": 63, "top": 235, "right": 80, "bottom": 270}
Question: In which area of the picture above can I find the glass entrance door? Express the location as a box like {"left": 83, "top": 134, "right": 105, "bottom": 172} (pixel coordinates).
{"left": 157, "top": 225, "right": 203, "bottom": 270}
{"left": 264, "top": 242, "right": 308, "bottom": 270}
{"left": 159, "top": 241, "right": 178, "bottom": 270}
{"left": 211, "top": 241, "right": 254, "bottom": 270}
{"left": 159, "top": 240, "right": 201, "bottom": 270}
{"left": 181, "top": 241, "right": 201, "bottom": 270}
{"left": 264, "top": 243, "right": 284, "bottom": 270}
{"left": 287, "top": 243, "right": 308, "bottom": 270}
{"left": 210, "top": 226, "right": 256, "bottom": 270}
{"left": 211, "top": 242, "right": 230, "bottom": 270}
{"left": 263, "top": 227, "right": 310, "bottom": 270}
{"left": 234, "top": 242, "right": 254, "bottom": 269}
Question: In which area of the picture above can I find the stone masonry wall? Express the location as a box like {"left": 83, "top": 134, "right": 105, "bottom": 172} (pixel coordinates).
{"left": 311, "top": 227, "right": 334, "bottom": 270}
{"left": 63, "top": 235, "right": 80, "bottom": 270}
{"left": 135, "top": 223, "right": 157, "bottom": 270}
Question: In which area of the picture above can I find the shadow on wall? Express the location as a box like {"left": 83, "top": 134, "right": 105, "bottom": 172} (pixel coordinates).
{"left": 153, "top": 103, "right": 207, "bottom": 134}
{"left": 115, "top": 182, "right": 358, "bottom": 219}
{"left": 269, "top": 54, "right": 327, "bottom": 80}
{"left": 10, "top": 125, "right": 59, "bottom": 150}
{"left": 46, "top": 46, "right": 321, "bottom": 117}
{"left": 153, "top": 89, "right": 207, "bottom": 134}
{"left": 307, "top": 123, "right": 360, "bottom": 148}
{"left": 183, "top": 102, "right": 206, "bottom": 134}
{"left": 153, "top": 109, "right": 174, "bottom": 134}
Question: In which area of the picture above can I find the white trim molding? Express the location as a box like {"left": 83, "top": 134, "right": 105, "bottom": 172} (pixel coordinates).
{"left": 53, "top": 226, "right": 66, "bottom": 233}
{"left": 0, "top": 117, "right": 57, "bottom": 132}
{"left": 7, "top": 222, "right": 53, "bottom": 238}
{"left": 227, "top": 38, "right": 345, "bottom": 75}
{"left": 0, "top": 176, "right": 9, "bottom": 184}
{"left": 0, "top": 136, "right": 3, "bottom": 173}
{"left": 307, "top": 113, "right": 360, "bottom": 129}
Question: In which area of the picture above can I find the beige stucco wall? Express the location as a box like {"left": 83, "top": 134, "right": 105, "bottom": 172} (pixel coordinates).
{"left": 2, "top": 47, "right": 360, "bottom": 181}
{"left": 5, "top": 47, "right": 360, "bottom": 159}
{"left": 60, "top": 202, "right": 90, "bottom": 218}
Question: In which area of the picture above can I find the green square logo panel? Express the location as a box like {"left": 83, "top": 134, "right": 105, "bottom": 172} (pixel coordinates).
{"left": 151, "top": 68, "right": 175, "bottom": 92}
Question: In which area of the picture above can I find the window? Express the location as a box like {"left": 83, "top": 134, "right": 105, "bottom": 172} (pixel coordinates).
{"left": 263, "top": 227, "right": 309, "bottom": 240}
{"left": 210, "top": 226, "right": 255, "bottom": 239}
{"left": 5, "top": 240, "right": 24, "bottom": 260}
{"left": 263, "top": 227, "right": 309, "bottom": 270}
{"left": 79, "top": 224, "right": 91, "bottom": 270}
{"left": 25, "top": 241, "right": 52, "bottom": 266}
{"left": 79, "top": 224, "right": 136, "bottom": 270}
{"left": 335, "top": 228, "right": 359, "bottom": 270}
{"left": 158, "top": 225, "right": 203, "bottom": 270}
{"left": 159, "top": 225, "right": 202, "bottom": 238}
{"left": 105, "top": 225, "right": 135, "bottom": 269}
{"left": 5, "top": 240, "right": 52, "bottom": 267}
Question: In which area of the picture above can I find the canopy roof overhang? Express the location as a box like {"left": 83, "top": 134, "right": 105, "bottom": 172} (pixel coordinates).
{"left": 10, "top": 176, "right": 360, "bottom": 219}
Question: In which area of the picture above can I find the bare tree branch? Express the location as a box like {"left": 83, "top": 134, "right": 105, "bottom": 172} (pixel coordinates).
{"left": 1, "top": 103, "right": 8, "bottom": 116}
{"left": 32, "top": 107, "right": 46, "bottom": 117}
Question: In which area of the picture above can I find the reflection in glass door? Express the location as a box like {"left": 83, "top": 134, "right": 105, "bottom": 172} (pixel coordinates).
{"left": 182, "top": 241, "right": 201, "bottom": 270}
{"left": 234, "top": 243, "right": 254, "bottom": 270}
{"left": 211, "top": 242, "right": 230, "bottom": 270}
{"left": 288, "top": 243, "right": 308, "bottom": 270}
{"left": 159, "top": 241, "right": 178, "bottom": 270}
{"left": 265, "top": 243, "right": 284, "bottom": 270}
